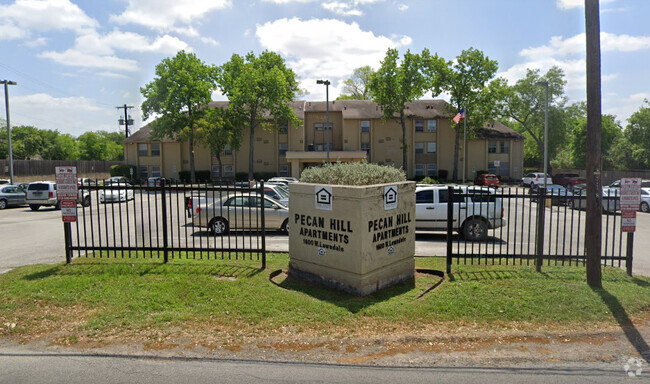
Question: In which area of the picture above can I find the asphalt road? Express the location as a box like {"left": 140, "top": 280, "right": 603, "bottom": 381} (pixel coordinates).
{"left": 1, "top": 191, "right": 649, "bottom": 277}
{"left": 0, "top": 345, "right": 639, "bottom": 384}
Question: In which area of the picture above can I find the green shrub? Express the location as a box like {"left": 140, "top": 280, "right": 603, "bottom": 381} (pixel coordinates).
{"left": 300, "top": 161, "right": 405, "bottom": 186}
{"left": 179, "top": 170, "right": 211, "bottom": 183}
{"left": 419, "top": 176, "right": 440, "bottom": 184}
{"left": 110, "top": 164, "right": 137, "bottom": 178}
{"left": 524, "top": 168, "right": 539, "bottom": 175}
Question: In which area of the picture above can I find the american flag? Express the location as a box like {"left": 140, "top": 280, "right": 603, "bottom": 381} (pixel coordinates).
{"left": 453, "top": 108, "right": 465, "bottom": 124}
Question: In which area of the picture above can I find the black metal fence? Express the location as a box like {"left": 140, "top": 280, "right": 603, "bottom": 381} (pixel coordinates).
{"left": 445, "top": 186, "right": 631, "bottom": 273}
{"left": 64, "top": 181, "right": 276, "bottom": 268}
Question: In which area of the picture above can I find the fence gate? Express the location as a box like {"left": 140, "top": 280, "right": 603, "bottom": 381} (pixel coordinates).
{"left": 445, "top": 186, "right": 632, "bottom": 274}
{"left": 63, "top": 181, "right": 272, "bottom": 268}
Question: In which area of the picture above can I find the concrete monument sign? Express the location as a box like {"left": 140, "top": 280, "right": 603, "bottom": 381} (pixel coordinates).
{"left": 289, "top": 181, "right": 416, "bottom": 295}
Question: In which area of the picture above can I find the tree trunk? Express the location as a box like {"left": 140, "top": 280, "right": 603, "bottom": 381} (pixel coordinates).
{"left": 452, "top": 122, "right": 460, "bottom": 181}
{"left": 400, "top": 111, "right": 408, "bottom": 176}
{"left": 217, "top": 153, "right": 223, "bottom": 183}
{"left": 249, "top": 121, "right": 255, "bottom": 181}
{"left": 189, "top": 134, "right": 195, "bottom": 184}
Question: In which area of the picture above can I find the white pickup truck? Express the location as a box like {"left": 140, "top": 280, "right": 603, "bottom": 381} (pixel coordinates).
{"left": 415, "top": 185, "right": 506, "bottom": 241}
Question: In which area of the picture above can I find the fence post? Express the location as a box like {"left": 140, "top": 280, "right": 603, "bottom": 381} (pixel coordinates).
{"left": 446, "top": 186, "right": 453, "bottom": 274}
{"left": 626, "top": 232, "right": 634, "bottom": 276}
{"left": 260, "top": 180, "right": 266, "bottom": 269}
{"left": 535, "top": 187, "right": 546, "bottom": 272}
{"left": 161, "top": 179, "right": 169, "bottom": 263}
{"left": 64, "top": 222, "right": 72, "bottom": 264}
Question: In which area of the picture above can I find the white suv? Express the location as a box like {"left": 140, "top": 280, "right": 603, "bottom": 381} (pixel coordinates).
{"left": 521, "top": 172, "right": 552, "bottom": 188}
{"left": 415, "top": 185, "right": 506, "bottom": 241}
{"left": 25, "top": 181, "right": 91, "bottom": 211}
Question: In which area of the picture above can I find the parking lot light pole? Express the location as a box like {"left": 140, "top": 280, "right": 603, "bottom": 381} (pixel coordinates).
{"left": 316, "top": 79, "right": 331, "bottom": 164}
{"left": 2, "top": 80, "right": 17, "bottom": 185}
{"left": 535, "top": 81, "right": 549, "bottom": 190}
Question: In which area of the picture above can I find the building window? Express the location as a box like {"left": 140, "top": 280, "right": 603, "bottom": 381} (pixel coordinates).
{"left": 491, "top": 161, "right": 510, "bottom": 177}
{"left": 278, "top": 121, "right": 288, "bottom": 134}
{"left": 224, "top": 145, "right": 232, "bottom": 155}
{"left": 212, "top": 165, "right": 220, "bottom": 178}
{"left": 278, "top": 143, "right": 288, "bottom": 156}
{"left": 500, "top": 141, "right": 509, "bottom": 153}
{"left": 427, "top": 163, "right": 437, "bottom": 176}
{"left": 138, "top": 166, "right": 148, "bottom": 179}
{"left": 138, "top": 144, "right": 148, "bottom": 157}
{"left": 315, "top": 123, "right": 332, "bottom": 131}
{"left": 415, "top": 142, "right": 424, "bottom": 154}
{"left": 150, "top": 166, "right": 161, "bottom": 177}
{"left": 415, "top": 120, "right": 424, "bottom": 132}
{"left": 427, "top": 142, "right": 437, "bottom": 154}
{"left": 224, "top": 165, "right": 233, "bottom": 178}
{"left": 488, "top": 141, "right": 497, "bottom": 153}
{"left": 427, "top": 120, "right": 437, "bottom": 132}
{"left": 361, "top": 142, "right": 370, "bottom": 158}
{"left": 279, "top": 165, "right": 289, "bottom": 177}
{"left": 415, "top": 164, "right": 425, "bottom": 176}
{"left": 361, "top": 120, "right": 370, "bottom": 133}
{"left": 150, "top": 143, "right": 160, "bottom": 157}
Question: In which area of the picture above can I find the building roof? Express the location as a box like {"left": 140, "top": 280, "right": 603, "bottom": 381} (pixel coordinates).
{"left": 124, "top": 100, "right": 521, "bottom": 143}
{"left": 475, "top": 121, "right": 525, "bottom": 141}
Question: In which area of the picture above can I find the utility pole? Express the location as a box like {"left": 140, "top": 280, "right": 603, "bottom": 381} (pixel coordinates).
{"left": 117, "top": 104, "right": 134, "bottom": 138}
{"left": 585, "top": 0, "right": 602, "bottom": 287}
{"left": 2, "top": 80, "right": 17, "bottom": 185}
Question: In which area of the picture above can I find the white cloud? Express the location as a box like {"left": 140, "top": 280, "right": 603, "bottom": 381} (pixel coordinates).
{"left": 398, "top": 4, "right": 408, "bottom": 12}
{"left": 0, "top": 0, "right": 97, "bottom": 38}
{"left": 256, "top": 18, "right": 408, "bottom": 99}
{"left": 261, "top": 0, "right": 384, "bottom": 16}
{"left": 24, "top": 37, "right": 48, "bottom": 47}
{"left": 38, "top": 30, "right": 189, "bottom": 71}
{"left": 11, "top": 93, "right": 117, "bottom": 137}
{"left": 322, "top": 2, "right": 363, "bottom": 17}
{"left": 0, "top": 22, "right": 27, "bottom": 40}
{"left": 521, "top": 32, "right": 650, "bottom": 60}
{"left": 110, "top": 0, "right": 232, "bottom": 31}
{"left": 557, "top": 0, "right": 616, "bottom": 10}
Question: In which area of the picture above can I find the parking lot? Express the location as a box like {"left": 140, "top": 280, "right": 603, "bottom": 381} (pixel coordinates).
{"left": 1, "top": 187, "right": 649, "bottom": 277}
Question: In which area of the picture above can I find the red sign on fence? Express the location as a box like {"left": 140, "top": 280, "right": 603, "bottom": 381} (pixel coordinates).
{"left": 60, "top": 200, "right": 77, "bottom": 223}
{"left": 620, "top": 178, "right": 641, "bottom": 232}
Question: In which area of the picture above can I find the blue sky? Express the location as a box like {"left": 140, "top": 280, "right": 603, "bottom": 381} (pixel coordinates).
{"left": 1, "top": 0, "right": 649, "bottom": 137}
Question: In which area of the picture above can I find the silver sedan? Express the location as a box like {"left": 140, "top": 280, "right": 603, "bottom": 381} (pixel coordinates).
{"left": 192, "top": 193, "right": 289, "bottom": 235}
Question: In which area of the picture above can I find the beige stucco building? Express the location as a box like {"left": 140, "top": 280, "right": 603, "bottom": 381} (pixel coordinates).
{"left": 124, "top": 100, "right": 524, "bottom": 181}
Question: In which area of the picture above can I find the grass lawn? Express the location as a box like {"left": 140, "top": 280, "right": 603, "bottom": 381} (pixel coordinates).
{"left": 1, "top": 253, "right": 649, "bottom": 346}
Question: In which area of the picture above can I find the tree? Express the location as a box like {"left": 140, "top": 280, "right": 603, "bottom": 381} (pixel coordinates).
{"left": 608, "top": 100, "right": 650, "bottom": 169}
{"left": 216, "top": 51, "right": 301, "bottom": 180}
{"left": 141, "top": 50, "right": 218, "bottom": 183}
{"left": 7, "top": 125, "right": 45, "bottom": 159}
{"left": 195, "top": 107, "right": 243, "bottom": 181}
{"left": 49, "top": 133, "right": 80, "bottom": 160}
{"left": 369, "top": 48, "right": 445, "bottom": 175}
{"left": 569, "top": 113, "right": 622, "bottom": 169}
{"left": 431, "top": 48, "right": 499, "bottom": 180}
{"left": 495, "top": 66, "right": 567, "bottom": 174}
{"left": 337, "top": 66, "right": 374, "bottom": 100}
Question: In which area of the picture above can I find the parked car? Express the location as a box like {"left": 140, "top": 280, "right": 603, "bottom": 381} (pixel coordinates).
{"left": 192, "top": 193, "right": 289, "bottom": 235}
{"left": 99, "top": 182, "right": 134, "bottom": 203}
{"left": 415, "top": 185, "right": 506, "bottom": 241}
{"left": 267, "top": 177, "right": 298, "bottom": 186}
{"left": 0, "top": 179, "right": 10, "bottom": 185}
{"left": 78, "top": 178, "right": 98, "bottom": 187}
{"left": 521, "top": 172, "right": 552, "bottom": 188}
{"left": 261, "top": 184, "right": 289, "bottom": 206}
{"left": 0, "top": 185, "right": 27, "bottom": 209}
{"left": 609, "top": 179, "right": 650, "bottom": 189}
{"left": 640, "top": 188, "right": 650, "bottom": 213}
{"left": 145, "top": 177, "right": 168, "bottom": 187}
{"left": 25, "top": 181, "right": 91, "bottom": 210}
{"left": 569, "top": 187, "right": 620, "bottom": 213}
{"left": 553, "top": 173, "right": 581, "bottom": 188}
{"left": 103, "top": 176, "right": 132, "bottom": 186}
{"left": 474, "top": 173, "right": 500, "bottom": 188}
{"left": 529, "top": 184, "right": 572, "bottom": 206}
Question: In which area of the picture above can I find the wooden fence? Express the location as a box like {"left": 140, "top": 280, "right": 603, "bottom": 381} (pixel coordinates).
{"left": 553, "top": 169, "right": 650, "bottom": 185}
{"left": 0, "top": 160, "right": 124, "bottom": 182}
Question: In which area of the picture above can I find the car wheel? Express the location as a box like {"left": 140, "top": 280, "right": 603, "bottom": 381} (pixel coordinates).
{"left": 82, "top": 195, "right": 91, "bottom": 207}
{"left": 281, "top": 219, "right": 289, "bottom": 234}
{"left": 0, "top": 199, "right": 6, "bottom": 210}
{"left": 29, "top": 204, "right": 40, "bottom": 211}
{"left": 463, "top": 218, "right": 488, "bottom": 242}
{"left": 641, "top": 202, "right": 650, "bottom": 213}
{"left": 210, "top": 217, "right": 229, "bottom": 235}
{"left": 55, "top": 201, "right": 61, "bottom": 210}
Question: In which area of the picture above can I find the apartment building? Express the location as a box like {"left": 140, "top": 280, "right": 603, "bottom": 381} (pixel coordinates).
{"left": 124, "top": 99, "right": 524, "bottom": 181}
